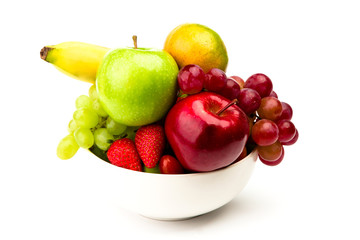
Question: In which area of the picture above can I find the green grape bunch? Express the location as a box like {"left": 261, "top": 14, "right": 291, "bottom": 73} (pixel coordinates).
{"left": 56, "top": 84, "right": 128, "bottom": 160}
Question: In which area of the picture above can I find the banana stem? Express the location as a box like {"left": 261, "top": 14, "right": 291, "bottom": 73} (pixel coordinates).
{"left": 40, "top": 46, "right": 51, "bottom": 61}
{"left": 132, "top": 35, "right": 138, "bottom": 49}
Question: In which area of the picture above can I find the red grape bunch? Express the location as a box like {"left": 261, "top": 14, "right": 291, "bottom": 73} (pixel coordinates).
{"left": 243, "top": 73, "right": 298, "bottom": 166}
{"left": 176, "top": 64, "right": 298, "bottom": 166}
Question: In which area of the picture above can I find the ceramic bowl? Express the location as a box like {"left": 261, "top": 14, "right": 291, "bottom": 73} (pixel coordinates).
{"left": 85, "top": 149, "right": 258, "bottom": 221}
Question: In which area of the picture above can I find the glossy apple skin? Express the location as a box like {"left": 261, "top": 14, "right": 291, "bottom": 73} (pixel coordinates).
{"left": 165, "top": 92, "right": 249, "bottom": 172}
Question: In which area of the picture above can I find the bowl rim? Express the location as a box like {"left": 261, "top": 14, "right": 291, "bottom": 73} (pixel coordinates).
{"left": 90, "top": 148, "right": 258, "bottom": 178}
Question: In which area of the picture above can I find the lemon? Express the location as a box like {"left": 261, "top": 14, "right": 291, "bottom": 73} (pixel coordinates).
{"left": 164, "top": 23, "right": 228, "bottom": 73}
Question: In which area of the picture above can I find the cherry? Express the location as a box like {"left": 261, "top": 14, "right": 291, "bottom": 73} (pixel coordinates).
{"left": 159, "top": 155, "right": 184, "bottom": 174}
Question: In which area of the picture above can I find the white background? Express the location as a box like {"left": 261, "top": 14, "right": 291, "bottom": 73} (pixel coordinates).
{"left": 1, "top": 0, "right": 359, "bottom": 239}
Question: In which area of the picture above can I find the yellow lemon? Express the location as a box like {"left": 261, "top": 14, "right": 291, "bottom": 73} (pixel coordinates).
{"left": 164, "top": 23, "right": 228, "bottom": 73}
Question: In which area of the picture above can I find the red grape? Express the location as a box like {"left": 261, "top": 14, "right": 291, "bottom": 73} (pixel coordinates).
{"left": 257, "top": 97, "right": 283, "bottom": 121}
{"left": 278, "top": 102, "right": 293, "bottom": 121}
{"left": 177, "top": 64, "right": 205, "bottom": 94}
{"left": 229, "top": 76, "right": 245, "bottom": 89}
{"left": 259, "top": 147, "right": 284, "bottom": 166}
{"left": 258, "top": 141, "right": 283, "bottom": 161}
{"left": 218, "top": 78, "right": 241, "bottom": 100}
{"left": 251, "top": 119, "right": 279, "bottom": 146}
{"left": 269, "top": 91, "right": 278, "bottom": 98}
{"left": 277, "top": 120, "right": 296, "bottom": 143}
{"left": 237, "top": 88, "right": 261, "bottom": 115}
{"left": 248, "top": 116, "right": 255, "bottom": 136}
{"left": 244, "top": 73, "right": 273, "bottom": 98}
{"left": 159, "top": 155, "right": 184, "bottom": 174}
{"left": 282, "top": 129, "right": 299, "bottom": 146}
{"left": 204, "top": 68, "right": 227, "bottom": 92}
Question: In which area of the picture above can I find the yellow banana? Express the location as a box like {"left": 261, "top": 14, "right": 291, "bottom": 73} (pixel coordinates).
{"left": 40, "top": 42, "right": 110, "bottom": 84}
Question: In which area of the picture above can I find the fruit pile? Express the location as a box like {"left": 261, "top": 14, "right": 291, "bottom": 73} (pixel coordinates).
{"left": 41, "top": 23, "right": 298, "bottom": 175}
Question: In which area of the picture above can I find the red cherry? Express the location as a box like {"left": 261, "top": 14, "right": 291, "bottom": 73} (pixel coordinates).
{"left": 159, "top": 155, "right": 185, "bottom": 174}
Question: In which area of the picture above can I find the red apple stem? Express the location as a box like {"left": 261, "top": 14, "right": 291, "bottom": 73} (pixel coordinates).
{"left": 216, "top": 99, "right": 238, "bottom": 116}
{"left": 132, "top": 35, "right": 138, "bottom": 49}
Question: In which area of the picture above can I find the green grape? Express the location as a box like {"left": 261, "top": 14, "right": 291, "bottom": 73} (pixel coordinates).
{"left": 94, "top": 128, "right": 114, "bottom": 151}
{"left": 125, "top": 126, "right": 139, "bottom": 141}
{"left": 92, "top": 98, "right": 108, "bottom": 117}
{"left": 106, "top": 117, "right": 127, "bottom": 135}
{"left": 97, "top": 116, "right": 105, "bottom": 128}
{"left": 75, "top": 95, "right": 92, "bottom": 109}
{"left": 57, "top": 134, "right": 79, "bottom": 160}
{"left": 73, "top": 108, "right": 99, "bottom": 128}
{"left": 67, "top": 119, "right": 77, "bottom": 134}
{"left": 144, "top": 165, "right": 161, "bottom": 174}
{"left": 74, "top": 128, "right": 94, "bottom": 149}
{"left": 88, "top": 84, "right": 98, "bottom": 101}
{"left": 89, "top": 144, "right": 109, "bottom": 162}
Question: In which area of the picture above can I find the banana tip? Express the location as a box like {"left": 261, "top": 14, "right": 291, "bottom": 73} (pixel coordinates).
{"left": 40, "top": 46, "right": 51, "bottom": 61}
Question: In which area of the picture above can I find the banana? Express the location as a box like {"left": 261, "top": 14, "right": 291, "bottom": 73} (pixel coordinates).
{"left": 40, "top": 42, "right": 110, "bottom": 84}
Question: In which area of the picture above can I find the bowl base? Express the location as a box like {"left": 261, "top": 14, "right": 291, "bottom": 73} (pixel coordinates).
{"left": 140, "top": 214, "right": 200, "bottom": 221}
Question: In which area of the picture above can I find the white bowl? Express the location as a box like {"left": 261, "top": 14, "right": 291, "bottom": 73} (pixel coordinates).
{"left": 85, "top": 149, "right": 258, "bottom": 221}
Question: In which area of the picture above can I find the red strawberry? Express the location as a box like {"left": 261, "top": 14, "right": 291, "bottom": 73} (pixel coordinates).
{"left": 107, "top": 138, "right": 142, "bottom": 171}
{"left": 135, "top": 124, "right": 165, "bottom": 168}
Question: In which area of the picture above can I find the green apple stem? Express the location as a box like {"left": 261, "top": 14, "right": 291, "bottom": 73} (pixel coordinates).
{"left": 216, "top": 99, "right": 238, "bottom": 116}
{"left": 132, "top": 35, "right": 138, "bottom": 49}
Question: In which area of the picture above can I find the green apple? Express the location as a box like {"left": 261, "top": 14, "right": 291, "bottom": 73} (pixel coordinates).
{"left": 96, "top": 44, "right": 178, "bottom": 126}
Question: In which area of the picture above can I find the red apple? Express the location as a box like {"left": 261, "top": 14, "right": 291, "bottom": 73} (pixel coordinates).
{"left": 165, "top": 92, "right": 249, "bottom": 172}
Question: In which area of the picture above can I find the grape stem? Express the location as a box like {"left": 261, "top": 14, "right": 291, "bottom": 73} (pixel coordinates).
{"left": 132, "top": 35, "right": 138, "bottom": 49}
{"left": 216, "top": 99, "right": 238, "bottom": 116}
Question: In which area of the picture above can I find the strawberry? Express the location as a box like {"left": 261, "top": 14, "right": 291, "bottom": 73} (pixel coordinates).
{"left": 107, "top": 138, "right": 142, "bottom": 171}
{"left": 135, "top": 124, "right": 165, "bottom": 168}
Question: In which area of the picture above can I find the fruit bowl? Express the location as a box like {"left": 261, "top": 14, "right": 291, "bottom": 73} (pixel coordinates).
{"left": 86, "top": 149, "right": 258, "bottom": 221}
